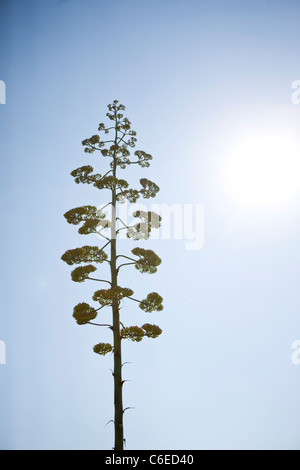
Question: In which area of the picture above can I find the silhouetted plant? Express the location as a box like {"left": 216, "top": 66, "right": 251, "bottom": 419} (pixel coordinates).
{"left": 61, "top": 100, "right": 163, "bottom": 450}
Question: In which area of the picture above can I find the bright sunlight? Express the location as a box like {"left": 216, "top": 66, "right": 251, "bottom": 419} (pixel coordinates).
{"left": 222, "top": 129, "right": 300, "bottom": 210}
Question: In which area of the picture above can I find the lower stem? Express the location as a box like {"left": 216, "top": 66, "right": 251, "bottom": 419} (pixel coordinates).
{"left": 112, "top": 117, "right": 123, "bottom": 450}
{"left": 111, "top": 227, "right": 123, "bottom": 450}
{"left": 112, "top": 299, "right": 124, "bottom": 450}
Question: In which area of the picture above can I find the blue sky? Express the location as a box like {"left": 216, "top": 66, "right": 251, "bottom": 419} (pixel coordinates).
{"left": 1, "top": 0, "right": 300, "bottom": 450}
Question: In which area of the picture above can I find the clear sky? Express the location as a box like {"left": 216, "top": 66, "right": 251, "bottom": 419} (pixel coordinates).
{"left": 1, "top": 0, "right": 300, "bottom": 450}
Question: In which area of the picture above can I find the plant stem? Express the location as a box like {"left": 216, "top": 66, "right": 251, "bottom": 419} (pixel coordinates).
{"left": 111, "top": 110, "right": 124, "bottom": 450}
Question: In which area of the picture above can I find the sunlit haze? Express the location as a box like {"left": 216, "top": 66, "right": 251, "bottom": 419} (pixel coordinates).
{"left": 222, "top": 129, "right": 300, "bottom": 210}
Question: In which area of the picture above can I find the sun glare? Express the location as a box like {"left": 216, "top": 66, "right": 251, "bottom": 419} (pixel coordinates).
{"left": 222, "top": 130, "right": 300, "bottom": 210}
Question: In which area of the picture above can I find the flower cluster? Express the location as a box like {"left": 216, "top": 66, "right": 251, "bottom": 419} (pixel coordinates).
{"left": 73, "top": 302, "right": 98, "bottom": 325}
{"left": 71, "top": 264, "right": 97, "bottom": 283}
{"left": 121, "top": 323, "right": 162, "bottom": 342}
{"left": 117, "top": 188, "right": 140, "bottom": 203}
{"left": 80, "top": 101, "right": 155, "bottom": 172}
{"left": 139, "top": 179, "right": 160, "bottom": 199}
{"left": 139, "top": 292, "right": 164, "bottom": 312}
{"left": 70, "top": 165, "right": 101, "bottom": 184}
{"left": 93, "top": 342, "right": 113, "bottom": 356}
{"left": 116, "top": 178, "right": 160, "bottom": 204}
{"left": 64, "top": 205, "right": 107, "bottom": 235}
{"left": 93, "top": 286, "right": 134, "bottom": 306}
{"left": 142, "top": 323, "right": 162, "bottom": 338}
{"left": 134, "top": 150, "right": 153, "bottom": 168}
{"left": 131, "top": 247, "right": 162, "bottom": 274}
{"left": 93, "top": 175, "right": 129, "bottom": 191}
{"left": 81, "top": 134, "right": 100, "bottom": 149}
{"left": 61, "top": 246, "right": 108, "bottom": 265}
{"left": 127, "top": 210, "right": 161, "bottom": 240}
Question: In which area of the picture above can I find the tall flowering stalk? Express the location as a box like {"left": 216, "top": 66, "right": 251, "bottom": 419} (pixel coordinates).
{"left": 61, "top": 100, "right": 163, "bottom": 450}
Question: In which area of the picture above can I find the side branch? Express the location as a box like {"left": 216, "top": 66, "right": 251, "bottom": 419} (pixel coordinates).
{"left": 117, "top": 262, "right": 135, "bottom": 273}
{"left": 116, "top": 225, "right": 135, "bottom": 234}
{"left": 116, "top": 217, "right": 129, "bottom": 229}
{"left": 97, "top": 240, "right": 112, "bottom": 254}
{"left": 127, "top": 296, "right": 142, "bottom": 303}
{"left": 87, "top": 322, "right": 113, "bottom": 328}
{"left": 87, "top": 277, "right": 112, "bottom": 285}
{"left": 95, "top": 305, "right": 110, "bottom": 312}
{"left": 97, "top": 169, "right": 113, "bottom": 182}
{"left": 116, "top": 255, "right": 136, "bottom": 262}
{"left": 97, "top": 231, "right": 111, "bottom": 242}
{"left": 98, "top": 202, "right": 112, "bottom": 213}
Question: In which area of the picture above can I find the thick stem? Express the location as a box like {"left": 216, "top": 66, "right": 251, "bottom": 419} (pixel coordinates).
{"left": 111, "top": 111, "right": 124, "bottom": 450}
